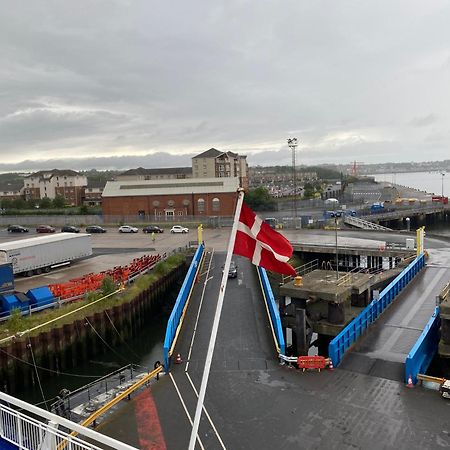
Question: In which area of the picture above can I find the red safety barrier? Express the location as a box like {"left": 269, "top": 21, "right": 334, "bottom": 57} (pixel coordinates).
{"left": 297, "top": 356, "right": 327, "bottom": 372}
{"left": 48, "top": 254, "right": 162, "bottom": 300}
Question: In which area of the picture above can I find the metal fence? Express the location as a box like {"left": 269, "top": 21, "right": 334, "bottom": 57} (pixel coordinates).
{"left": 405, "top": 307, "right": 440, "bottom": 385}
{"left": 0, "top": 391, "right": 137, "bottom": 450}
{"left": 163, "top": 244, "right": 204, "bottom": 369}
{"left": 328, "top": 253, "right": 425, "bottom": 367}
{"left": 257, "top": 268, "right": 285, "bottom": 355}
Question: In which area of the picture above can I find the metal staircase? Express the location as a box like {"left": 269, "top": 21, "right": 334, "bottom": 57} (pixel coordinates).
{"left": 344, "top": 215, "right": 392, "bottom": 231}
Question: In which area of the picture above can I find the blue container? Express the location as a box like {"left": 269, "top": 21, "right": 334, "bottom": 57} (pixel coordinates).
{"left": 0, "top": 264, "right": 14, "bottom": 294}
{"left": 26, "top": 286, "right": 55, "bottom": 308}
{"left": 0, "top": 293, "right": 29, "bottom": 313}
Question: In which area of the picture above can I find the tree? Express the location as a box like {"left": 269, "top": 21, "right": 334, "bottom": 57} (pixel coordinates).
{"left": 79, "top": 204, "right": 88, "bottom": 214}
{"left": 245, "top": 187, "right": 277, "bottom": 211}
{"left": 1, "top": 199, "right": 13, "bottom": 210}
{"left": 101, "top": 276, "right": 117, "bottom": 296}
{"left": 39, "top": 197, "right": 52, "bottom": 209}
{"left": 53, "top": 195, "right": 66, "bottom": 208}
{"left": 11, "top": 198, "right": 27, "bottom": 209}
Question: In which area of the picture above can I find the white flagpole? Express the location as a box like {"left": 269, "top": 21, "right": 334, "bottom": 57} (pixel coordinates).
{"left": 188, "top": 188, "right": 245, "bottom": 450}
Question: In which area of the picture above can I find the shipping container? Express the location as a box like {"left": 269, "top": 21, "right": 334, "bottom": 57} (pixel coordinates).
{"left": 0, "top": 233, "right": 92, "bottom": 276}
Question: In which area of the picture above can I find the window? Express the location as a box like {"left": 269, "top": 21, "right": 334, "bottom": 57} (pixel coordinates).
{"left": 212, "top": 198, "right": 220, "bottom": 212}
{"left": 197, "top": 198, "right": 205, "bottom": 212}
{"left": 177, "top": 211, "right": 184, "bottom": 216}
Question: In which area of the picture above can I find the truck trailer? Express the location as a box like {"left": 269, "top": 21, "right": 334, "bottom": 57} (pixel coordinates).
{"left": 0, "top": 233, "right": 92, "bottom": 276}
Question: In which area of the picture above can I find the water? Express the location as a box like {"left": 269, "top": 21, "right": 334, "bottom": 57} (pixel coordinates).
{"left": 371, "top": 171, "right": 450, "bottom": 238}
{"left": 372, "top": 171, "right": 448, "bottom": 197}
{"left": 19, "top": 308, "right": 170, "bottom": 408}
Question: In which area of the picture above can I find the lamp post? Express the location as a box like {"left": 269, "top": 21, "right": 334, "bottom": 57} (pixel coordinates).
{"left": 442, "top": 172, "right": 446, "bottom": 205}
{"left": 334, "top": 210, "right": 339, "bottom": 280}
{"left": 287, "top": 138, "right": 298, "bottom": 228}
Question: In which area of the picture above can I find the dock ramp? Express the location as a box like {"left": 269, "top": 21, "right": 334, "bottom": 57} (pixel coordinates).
{"left": 344, "top": 215, "right": 392, "bottom": 231}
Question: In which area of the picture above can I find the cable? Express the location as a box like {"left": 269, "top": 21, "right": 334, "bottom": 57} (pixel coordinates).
{"left": 27, "top": 339, "right": 48, "bottom": 411}
{"left": 0, "top": 347, "right": 102, "bottom": 379}
{"left": 103, "top": 311, "right": 141, "bottom": 360}
{"left": 84, "top": 318, "right": 130, "bottom": 364}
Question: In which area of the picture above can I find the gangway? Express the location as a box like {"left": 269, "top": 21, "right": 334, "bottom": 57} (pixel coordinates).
{"left": 0, "top": 391, "right": 137, "bottom": 450}
{"left": 344, "top": 215, "right": 392, "bottom": 231}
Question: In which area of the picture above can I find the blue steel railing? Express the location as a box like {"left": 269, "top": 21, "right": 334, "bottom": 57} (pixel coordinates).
{"left": 163, "top": 244, "right": 204, "bottom": 369}
{"left": 257, "top": 267, "right": 285, "bottom": 355}
{"left": 329, "top": 253, "right": 425, "bottom": 367}
{"left": 405, "top": 306, "right": 440, "bottom": 385}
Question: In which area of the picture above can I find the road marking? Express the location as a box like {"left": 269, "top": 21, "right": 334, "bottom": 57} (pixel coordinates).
{"left": 169, "top": 373, "right": 205, "bottom": 450}
{"left": 185, "top": 249, "right": 215, "bottom": 372}
{"left": 185, "top": 372, "right": 227, "bottom": 450}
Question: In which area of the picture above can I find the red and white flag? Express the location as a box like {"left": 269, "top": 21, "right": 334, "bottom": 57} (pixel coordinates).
{"left": 233, "top": 202, "right": 296, "bottom": 276}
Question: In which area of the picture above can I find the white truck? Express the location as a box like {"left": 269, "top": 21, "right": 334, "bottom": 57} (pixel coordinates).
{"left": 0, "top": 233, "right": 92, "bottom": 276}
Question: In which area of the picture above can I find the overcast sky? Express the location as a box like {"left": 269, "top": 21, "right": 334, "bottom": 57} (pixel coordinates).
{"left": 1, "top": 1, "right": 449, "bottom": 171}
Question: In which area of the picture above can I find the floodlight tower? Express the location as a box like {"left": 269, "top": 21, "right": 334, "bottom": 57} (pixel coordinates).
{"left": 287, "top": 138, "right": 298, "bottom": 227}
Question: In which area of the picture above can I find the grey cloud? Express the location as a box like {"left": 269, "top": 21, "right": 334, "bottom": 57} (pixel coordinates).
{"left": 0, "top": 1, "right": 450, "bottom": 166}
{"left": 409, "top": 114, "right": 438, "bottom": 127}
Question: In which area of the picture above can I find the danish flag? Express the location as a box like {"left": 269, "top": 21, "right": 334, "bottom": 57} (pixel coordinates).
{"left": 233, "top": 203, "right": 296, "bottom": 276}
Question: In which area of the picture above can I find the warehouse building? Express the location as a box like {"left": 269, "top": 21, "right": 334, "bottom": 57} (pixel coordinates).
{"left": 102, "top": 177, "right": 239, "bottom": 219}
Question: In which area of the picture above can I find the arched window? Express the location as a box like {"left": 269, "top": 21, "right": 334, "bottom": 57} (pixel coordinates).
{"left": 212, "top": 197, "right": 220, "bottom": 212}
{"left": 197, "top": 198, "right": 205, "bottom": 213}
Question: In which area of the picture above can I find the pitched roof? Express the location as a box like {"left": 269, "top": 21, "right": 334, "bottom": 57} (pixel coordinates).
{"left": 118, "top": 167, "right": 192, "bottom": 176}
{"left": 192, "top": 148, "right": 223, "bottom": 159}
{"left": 25, "top": 169, "right": 82, "bottom": 179}
{"left": 0, "top": 181, "right": 23, "bottom": 192}
{"left": 102, "top": 177, "right": 239, "bottom": 197}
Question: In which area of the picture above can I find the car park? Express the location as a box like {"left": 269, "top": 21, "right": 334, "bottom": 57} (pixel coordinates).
{"left": 118, "top": 225, "right": 139, "bottom": 233}
{"left": 61, "top": 225, "right": 80, "bottom": 233}
{"left": 170, "top": 225, "right": 189, "bottom": 233}
{"left": 36, "top": 225, "right": 56, "bottom": 233}
{"left": 7, "top": 225, "right": 29, "bottom": 233}
{"left": 143, "top": 225, "right": 164, "bottom": 234}
{"left": 85, "top": 225, "right": 107, "bottom": 233}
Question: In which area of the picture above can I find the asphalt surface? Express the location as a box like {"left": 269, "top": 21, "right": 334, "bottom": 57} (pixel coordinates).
{"left": 99, "top": 244, "right": 450, "bottom": 450}
{"left": 3, "top": 227, "right": 450, "bottom": 448}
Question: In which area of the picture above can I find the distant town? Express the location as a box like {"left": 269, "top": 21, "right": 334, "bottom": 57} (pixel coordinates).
{"left": 0, "top": 150, "right": 448, "bottom": 218}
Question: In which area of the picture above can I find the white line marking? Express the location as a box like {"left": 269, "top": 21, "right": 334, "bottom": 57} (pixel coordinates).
{"left": 185, "top": 249, "right": 215, "bottom": 372}
{"left": 185, "top": 372, "right": 227, "bottom": 450}
{"left": 169, "top": 373, "right": 205, "bottom": 450}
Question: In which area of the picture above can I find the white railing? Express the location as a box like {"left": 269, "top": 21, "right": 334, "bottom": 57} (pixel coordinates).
{"left": 0, "top": 391, "right": 137, "bottom": 450}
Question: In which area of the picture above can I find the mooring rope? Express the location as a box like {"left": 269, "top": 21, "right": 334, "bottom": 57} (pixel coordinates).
{"left": 27, "top": 338, "right": 48, "bottom": 411}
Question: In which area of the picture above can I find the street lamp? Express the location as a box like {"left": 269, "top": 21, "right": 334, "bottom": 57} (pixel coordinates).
{"left": 287, "top": 138, "right": 298, "bottom": 228}
{"left": 441, "top": 172, "right": 446, "bottom": 205}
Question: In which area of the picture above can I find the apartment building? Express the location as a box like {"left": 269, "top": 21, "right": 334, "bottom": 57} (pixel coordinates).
{"left": 192, "top": 148, "right": 248, "bottom": 189}
{"left": 23, "top": 169, "right": 88, "bottom": 206}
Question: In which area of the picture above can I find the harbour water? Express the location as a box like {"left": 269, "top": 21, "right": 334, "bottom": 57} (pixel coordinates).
{"left": 372, "top": 171, "right": 448, "bottom": 197}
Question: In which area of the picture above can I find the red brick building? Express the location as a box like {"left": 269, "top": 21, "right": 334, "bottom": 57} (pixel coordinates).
{"left": 102, "top": 177, "right": 239, "bottom": 219}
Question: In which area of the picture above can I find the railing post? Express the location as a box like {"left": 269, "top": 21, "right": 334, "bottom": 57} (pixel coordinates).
{"left": 17, "top": 414, "right": 22, "bottom": 449}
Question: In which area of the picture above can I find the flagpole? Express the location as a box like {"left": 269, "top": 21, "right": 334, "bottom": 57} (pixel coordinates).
{"left": 188, "top": 188, "right": 245, "bottom": 450}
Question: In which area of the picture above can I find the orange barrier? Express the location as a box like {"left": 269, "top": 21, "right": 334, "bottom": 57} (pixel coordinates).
{"left": 297, "top": 356, "right": 327, "bottom": 372}
{"left": 48, "top": 254, "right": 162, "bottom": 300}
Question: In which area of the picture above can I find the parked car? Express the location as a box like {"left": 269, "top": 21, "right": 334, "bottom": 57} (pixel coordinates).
{"left": 61, "top": 225, "right": 80, "bottom": 233}
{"left": 228, "top": 261, "right": 238, "bottom": 278}
{"left": 7, "top": 225, "right": 29, "bottom": 233}
{"left": 143, "top": 225, "right": 164, "bottom": 234}
{"left": 119, "top": 225, "right": 139, "bottom": 233}
{"left": 36, "top": 225, "right": 56, "bottom": 233}
{"left": 170, "top": 225, "right": 189, "bottom": 234}
{"left": 85, "top": 225, "right": 107, "bottom": 233}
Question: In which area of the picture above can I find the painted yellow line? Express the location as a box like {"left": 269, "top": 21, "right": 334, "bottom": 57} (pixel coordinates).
{"left": 61, "top": 365, "right": 163, "bottom": 447}
{"left": 256, "top": 269, "right": 280, "bottom": 354}
{"left": 169, "top": 249, "right": 206, "bottom": 356}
